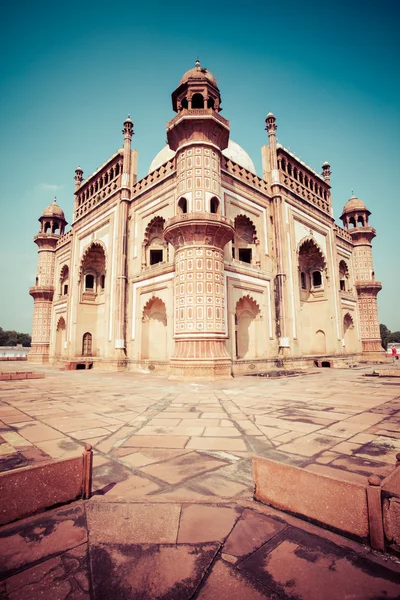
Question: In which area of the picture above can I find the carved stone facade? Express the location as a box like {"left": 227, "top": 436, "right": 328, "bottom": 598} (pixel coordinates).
{"left": 28, "top": 61, "right": 384, "bottom": 376}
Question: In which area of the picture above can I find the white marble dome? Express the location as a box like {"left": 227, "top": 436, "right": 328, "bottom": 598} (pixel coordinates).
{"left": 148, "top": 140, "right": 256, "bottom": 175}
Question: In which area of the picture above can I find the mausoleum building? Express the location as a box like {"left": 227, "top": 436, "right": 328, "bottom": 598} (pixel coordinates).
{"left": 28, "top": 61, "right": 383, "bottom": 377}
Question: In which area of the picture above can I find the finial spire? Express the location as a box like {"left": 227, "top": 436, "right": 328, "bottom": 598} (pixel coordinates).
{"left": 53, "top": 196, "right": 57, "bottom": 204}
{"left": 195, "top": 58, "right": 200, "bottom": 69}
{"left": 122, "top": 115, "right": 134, "bottom": 138}
{"left": 321, "top": 161, "right": 331, "bottom": 183}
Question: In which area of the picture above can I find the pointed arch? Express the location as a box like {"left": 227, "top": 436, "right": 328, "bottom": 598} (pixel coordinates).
{"left": 79, "top": 240, "right": 107, "bottom": 281}
{"left": 143, "top": 216, "right": 166, "bottom": 245}
{"left": 343, "top": 312, "right": 354, "bottom": 328}
{"left": 142, "top": 295, "right": 167, "bottom": 321}
{"left": 233, "top": 215, "right": 258, "bottom": 265}
{"left": 297, "top": 237, "right": 327, "bottom": 271}
{"left": 56, "top": 315, "right": 66, "bottom": 329}
{"left": 234, "top": 214, "right": 257, "bottom": 242}
{"left": 235, "top": 295, "right": 261, "bottom": 318}
{"left": 143, "top": 217, "right": 167, "bottom": 268}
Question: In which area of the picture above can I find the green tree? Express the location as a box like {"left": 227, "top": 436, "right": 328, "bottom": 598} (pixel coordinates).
{"left": 381, "top": 324, "right": 400, "bottom": 350}
{"left": 380, "top": 324, "right": 390, "bottom": 350}
{"left": 0, "top": 328, "right": 31, "bottom": 347}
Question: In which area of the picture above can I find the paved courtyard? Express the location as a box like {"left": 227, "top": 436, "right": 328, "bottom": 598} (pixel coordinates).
{"left": 1, "top": 363, "right": 399, "bottom": 493}
{"left": 0, "top": 363, "right": 400, "bottom": 598}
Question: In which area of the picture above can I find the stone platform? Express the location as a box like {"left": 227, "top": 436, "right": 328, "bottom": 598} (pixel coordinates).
{"left": 0, "top": 362, "right": 400, "bottom": 598}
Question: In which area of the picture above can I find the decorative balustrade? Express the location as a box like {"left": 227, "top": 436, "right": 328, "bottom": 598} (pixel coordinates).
{"left": 221, "top": 157, "right": 269, "bottom": 193}
{"left": 277, "top": 148, "right": 331, "bottom": 215}
{"left": 56, "top": 231, "right": 72, "bottom": 247}
{"left": 336, "top": 226, "right": 352, "bottom": 243}
{"left": 166, "top": 212, "right": 233, "bottom": 228}
{"left": 132, "top": 159, "right": 175, "bottom": 197}
{"left": 167, "top": 108, "right": 228, "bottom": 129}
{"left": 74, "top": 153, "right": 123, "bottom": 220}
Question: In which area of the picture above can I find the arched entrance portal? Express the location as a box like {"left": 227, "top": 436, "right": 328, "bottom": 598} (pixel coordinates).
{"left": 235, "top": 296, "right": 261, "bottom": 359}
{"left": 141, "top": 297, "right": 167, "bottom": 360}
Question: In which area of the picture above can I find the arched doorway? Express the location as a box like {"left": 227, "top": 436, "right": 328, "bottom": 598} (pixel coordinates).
{"left": 55, "top": 317, "right": 66, "bottom": 357}
{"left": 235, "top": 296, "right": 261, "bottom": 359}
{"left": 141, "top": 297, "right": 167, "bottom": 360}
{"left": 343, "top": 313, "right": 357, "bottom": 353}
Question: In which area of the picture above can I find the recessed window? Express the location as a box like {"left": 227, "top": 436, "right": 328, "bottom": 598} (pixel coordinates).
{"left": 340, "top": 279, "right": 346, "bottom": 291}
{"left": 63, "top": 284, "right": 68, "bottom": 295}
{"left": 85, "top": 274, "right": 95, "bottom": 290}
{"left": 312, "top": 271, "right": 322, "bottom": 287}
{"left": 100, "top": 274, "right": 105, "bottom": 290}
{"left": 150, "top": 249, "right": 163, "bottom": 265}
{"left": 210, "top": 197, "right": 219, "bottom": 214}
{"left": 178, "top": 197, "right": 188, "bottom": 214}
{"left": 238, "top": 248, "right": 252, "bottom": 264}
{"left": 301, "top": 272, "right": 306, "bottom": 290}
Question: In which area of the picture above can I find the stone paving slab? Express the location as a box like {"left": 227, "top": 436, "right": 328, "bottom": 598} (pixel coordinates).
{"left": 1, "top": 499, "right": 400, "bottom": 599}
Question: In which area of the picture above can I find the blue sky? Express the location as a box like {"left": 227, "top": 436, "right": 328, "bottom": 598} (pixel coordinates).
{"left": 0, "top": 0, "right": 399, "bottom": 333}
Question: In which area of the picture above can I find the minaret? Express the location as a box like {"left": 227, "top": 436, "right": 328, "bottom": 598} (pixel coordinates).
{"left": 29, "top": 198, "right": 67, "bottom": 363}
{"left": 322, "top": 161, "right": 331, "bottom": 185}
{"left": 73, "top": 166, "right": 83, "bottom": 215}
{"left": 340, "top": 196, "right": 383, "bottom": 358}
{"left": 115, "top": 116, "right": 134, "bottom": 363}
{"left": 164, "top": 60, "right": 234, "bottom": 379}
{"left": 265, "top": 112, "right": 290, "bottom": 353}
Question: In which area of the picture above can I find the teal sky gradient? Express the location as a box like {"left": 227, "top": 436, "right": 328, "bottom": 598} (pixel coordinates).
{"left": 0, "top": 0, "right": 399, "bottom": 332}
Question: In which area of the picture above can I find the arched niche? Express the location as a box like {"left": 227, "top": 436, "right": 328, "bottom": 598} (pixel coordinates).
{"left": 141, "top": 297, "right": 167, "bottom": 360}
{"left": 314, "top": 330, "right": 326, "bottom": 354}
{"left": 297, "top": 237, "right": 327, "bottom": 299}
{"left": 59, "top": 265, "right": 69, "bottom": 296}
{"left": 343, "top": 313, "right": 357, "bottom": 353}
{"left": 55, "top": 316, "right": 66, "bottom": 357}
{"left": 339, "top": 259, "right": 349, "bottom": 292}
{"left": 235, "top": 295, "right": 261, "bottom": 359}
{"left": 79, "top": 241, "right": 106, "bottom": 301}
{"left": 233, "top": 215, "right": 258, "bottom": 265}
{"left": 143, "top": 216, "right": 166, "bottom": 268}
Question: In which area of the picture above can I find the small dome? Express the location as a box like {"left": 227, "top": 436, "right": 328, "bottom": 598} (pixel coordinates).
{"left": 179, "top": 60, "right": 217, "bottom": 87}
{"left": 223, "top": 140, "right": 256, "bottom": 174}
{"left": 342, "top": 195, "right": 367, "bottom": 213}
{"left": 41, "top": 197, "right": 65, "bottom": 219}
{"left": 148, "top": 146, "right": 176, "bottom": 173}
{"left": 148, "top": 140, "right": 256, "bottom": 175}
